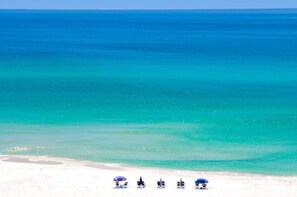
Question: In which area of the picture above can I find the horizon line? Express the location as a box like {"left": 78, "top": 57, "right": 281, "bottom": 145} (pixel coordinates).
{"left": 0, "top": 8, "right": 297, "bottom": 11}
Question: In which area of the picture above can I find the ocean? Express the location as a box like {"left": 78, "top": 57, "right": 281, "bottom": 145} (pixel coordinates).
{"left": 0, "top": 9, "right": 297, "bottom": 175}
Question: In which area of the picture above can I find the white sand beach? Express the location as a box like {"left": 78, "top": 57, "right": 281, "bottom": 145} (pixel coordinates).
{"left": 0, "top": 155, "right": 296, "bottom": 197}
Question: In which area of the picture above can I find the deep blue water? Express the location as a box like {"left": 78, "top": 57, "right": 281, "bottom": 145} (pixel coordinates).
{"left": 0, "top": 9, "right": 297, "bottom": 175}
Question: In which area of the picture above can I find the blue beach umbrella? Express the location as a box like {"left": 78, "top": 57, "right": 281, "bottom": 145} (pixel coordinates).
{"left": 195, "top": 178, "right": 208, "bottom": 184}
{"left": 113, "top": 176, "right": 127, "bottom": 181}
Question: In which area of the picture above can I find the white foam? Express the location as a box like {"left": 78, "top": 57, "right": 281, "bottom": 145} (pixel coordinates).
{"left": 5, "top": 146, "right": 45, "bottom": 152}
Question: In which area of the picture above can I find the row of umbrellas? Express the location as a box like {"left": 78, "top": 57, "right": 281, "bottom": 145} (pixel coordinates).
{"left": 113, "top": 176, "right": 208, "bottom": 184}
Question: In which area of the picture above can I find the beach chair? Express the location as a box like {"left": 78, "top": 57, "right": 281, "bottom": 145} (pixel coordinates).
{"left": 157, "top": 181, "right": 161, "bottom": 188}
{"left": 195, "top": 183, "right": 199, "bottom": 188}
{"left": 137, "top": 176, "right": 145, "bottom": 188}
{"left": 124, "top": 182, "right": 128, "bottom": 188}
{"left": 181, "top": 180, "right": 185, "bottom": 188}
{"left": 202, "top": 183, "right": 207, "bottom": 189}
{"left": 115, "top": 181, "right": 119, "bottom": 188}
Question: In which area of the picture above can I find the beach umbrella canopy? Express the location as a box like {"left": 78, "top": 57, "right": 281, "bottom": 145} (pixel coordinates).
{"left": 195, "top": 178, "right": 208, "bottom": 184}
{"left": 113, "top": 176, "right": 127, "bottom": 181}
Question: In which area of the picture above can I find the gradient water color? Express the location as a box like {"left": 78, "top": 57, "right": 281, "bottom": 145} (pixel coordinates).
{"left": 0, "top": 9, "right": 297, "bottom": 175}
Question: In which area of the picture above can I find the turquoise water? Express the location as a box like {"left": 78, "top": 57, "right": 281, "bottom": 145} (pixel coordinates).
{"left": 0, "top": 9, "right": 297, "bottom": 175}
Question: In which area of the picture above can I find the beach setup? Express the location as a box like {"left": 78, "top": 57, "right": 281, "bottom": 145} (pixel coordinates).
{"left": 113, "top": 176, "right": 128, "bottom": 188}
{"left": 137, "top": 176, "right": 145, "bottom": 188}
{"left": 177, "top": 178, "right": 185, "bottom": 189}
{"left": 157, "top": 178, "right": 166, "bottom": 188}
{"left": 195, "top": 178, "right": 208, "bottom": 189}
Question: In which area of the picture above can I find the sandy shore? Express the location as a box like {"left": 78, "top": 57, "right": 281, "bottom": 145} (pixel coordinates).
{"left": 0, "top": 155, "right": 296, "bottom": 197}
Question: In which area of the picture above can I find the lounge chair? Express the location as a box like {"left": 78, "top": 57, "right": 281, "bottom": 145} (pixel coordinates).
{"left": 115, "top": 181, "right": 119, "bottom": 188}
{"left": 202, "top": 183, "right": 207, "bottom": 189}
{"left": 181, "top": 180, "right": 185, "bottom": 188}
{"left": 124, "top": 182, "right": 128, "bottom": 188}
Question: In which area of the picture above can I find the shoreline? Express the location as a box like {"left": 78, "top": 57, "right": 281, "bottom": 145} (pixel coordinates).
{"left": 1, "top": 154, "right": 297, "bottom": 197}
{"left": 1, "top": 153, "right": 295, "bottom": 177}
